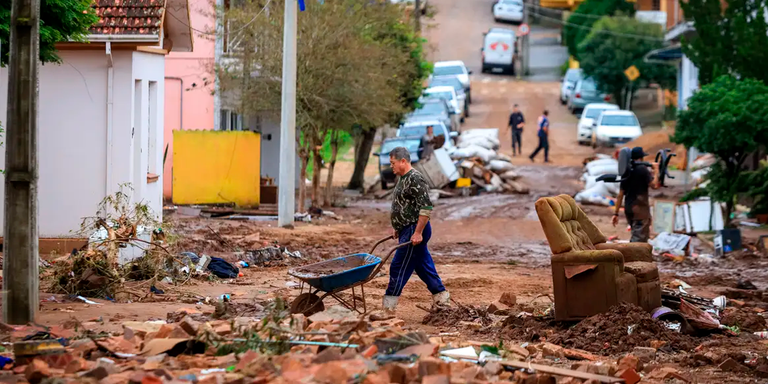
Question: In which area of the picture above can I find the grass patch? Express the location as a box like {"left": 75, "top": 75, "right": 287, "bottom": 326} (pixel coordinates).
{"left": 302, "top": 131, "right": 354, "bottom": 178}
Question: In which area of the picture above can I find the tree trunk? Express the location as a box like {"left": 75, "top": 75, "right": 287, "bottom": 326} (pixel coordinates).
{"left": 298, "top": 142, "right": 309, "bottom": 213}
{"left": 325, "top": 130, "right": 340, "bottom": 207}
{"left": 724, "top": 199, "right": 734, "bottom": 228}
{"left": 311, "top": 132, "right": 324, "bottom": 207}
{"left": 348, "top": 128, "right": 377, "bottom": 190}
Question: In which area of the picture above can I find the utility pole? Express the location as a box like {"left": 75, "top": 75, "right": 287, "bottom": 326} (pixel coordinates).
{"left": 521, "top": 1, "right": 530, "bottom": 76}
{"left": 277, "top": 0, "right": 297, "bottom": 228}
{"left": 3, "top": 0, "right": 41, "bottom": 324}
{"left": 414, "top": 0, "right": 421, "bottom": 31}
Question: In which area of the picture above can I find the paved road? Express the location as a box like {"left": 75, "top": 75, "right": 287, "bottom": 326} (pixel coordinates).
{"left": 423, "top": 0, "right": 590, "bottom": 166}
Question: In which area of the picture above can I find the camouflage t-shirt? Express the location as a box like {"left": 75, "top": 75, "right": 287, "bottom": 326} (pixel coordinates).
{"left": 391, "top": 169, "right": 433, "bottom": 233}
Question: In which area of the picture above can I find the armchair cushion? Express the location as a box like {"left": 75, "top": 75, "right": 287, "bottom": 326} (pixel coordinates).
{"left": 594, "top": 242, "right": 654, "bottom": 263}
{"left": 623, "top": 261, "right": 659, "bottom": 283}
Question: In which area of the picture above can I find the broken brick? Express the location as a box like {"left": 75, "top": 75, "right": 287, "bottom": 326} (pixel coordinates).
{"left": 487, "top": 301, "right": 511, "bottom": 315}
{"left": 418, "top": 357, "right": 449, "bottom": 377}
{"left": 312, "top": 348, "right": 342, "bottom": 364}
{"left": 499, "top": 292, "right": 517, "bottom": 306}
{"left": 70, "top": 338, "right": 98, "bottom": 357}
{"left": 650, "top": 340, "right": 667, "bottom": 349}
{"left": 65, "top": 357, "right": 88, "bottom": 374}
{"left": 718, "top": 357, "right": 750, "bottom": 373}
{"left": 616, "top": 368, "right": 641, "bottom": 384}
{"left": 421, "top": 374, "right": 450, "bottom": 384}
{"left": 540, "top": 343, "right": 564, "bottom": 358}
{"left": 535, "top": 373, "right": 556, "bottom": 384}
{"left": 563, "top": 348, "right": 599, "bottom": 361}
{"left": 631, "top": 346, "right": 656, "bottom": 364}
{"left": 482, "top": 361, "right": 503, "bottom": 376}
{"left": 383, "top": 364, "right": 410, "bottom": 384}
{"left": 24, "top": 359, "right": 51, "bottom": 384}
{"left": 209, "top": 320, "right": 233, "bottom": 336}
{"left": 617, "top": 354, "right": 641, "bottom": 371}
{"left": 362, "top": 370, "right": 390, "bottom": 384}
{"left": 647, "top": 367, "right": 691, "bottom": 383}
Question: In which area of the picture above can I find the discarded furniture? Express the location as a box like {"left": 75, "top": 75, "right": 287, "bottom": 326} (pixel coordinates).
{"left": 535, "top": 194, "right": 662, "bottom": 320}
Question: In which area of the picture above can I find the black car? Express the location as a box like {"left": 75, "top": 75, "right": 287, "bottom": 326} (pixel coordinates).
{"left": 375, "top": 136, "right": 422, "bottom": 190}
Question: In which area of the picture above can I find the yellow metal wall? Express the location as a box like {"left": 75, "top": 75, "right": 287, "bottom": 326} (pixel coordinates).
{"left": 172, "top": 130, "right": 261, "bottom": 207}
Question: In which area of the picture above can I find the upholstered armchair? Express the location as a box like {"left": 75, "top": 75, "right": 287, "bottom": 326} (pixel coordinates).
{"left": 535, "top": 194, "right": 661, "bottom": 320}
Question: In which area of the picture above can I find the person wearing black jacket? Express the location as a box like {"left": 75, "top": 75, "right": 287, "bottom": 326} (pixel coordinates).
{"left": 508, "top": 104, "right": 525, "bottom": 156}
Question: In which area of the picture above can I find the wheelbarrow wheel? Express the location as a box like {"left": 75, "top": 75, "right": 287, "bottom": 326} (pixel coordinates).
{"left": 290, "top": 293, "right": 325, "bottom": 316}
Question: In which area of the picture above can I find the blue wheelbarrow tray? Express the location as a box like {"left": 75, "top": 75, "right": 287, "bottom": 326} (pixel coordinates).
{"left": 288, "top": 253, "right": 382, "bottom": 292}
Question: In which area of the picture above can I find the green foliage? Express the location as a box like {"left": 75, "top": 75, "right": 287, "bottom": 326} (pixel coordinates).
{"left": 564, "top": 0, "right": 635, "bottom": 61}
{"left": 674, "top": 75, "right": 768, "bottom": 224}
{"left": 742, "top": 164, "right": 768, "bottom": 215}
{"left": 0, "top": 0, "right": 98, "bottom": 66}
{"left": 578, "top": 16, "right": 676, "bottom": 107}
{"left": 679, "top": 188, "right": 709, "bottom": 203}
{"left": 304, "top": 130, "right": 353, "bottom": 177}
{"left": 681, "top": 0, "right": 768, "bottom": 85}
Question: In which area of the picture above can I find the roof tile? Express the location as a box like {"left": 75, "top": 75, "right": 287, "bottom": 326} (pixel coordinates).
{"left": 90, "top": 0, "right": 166, "bottom": 36}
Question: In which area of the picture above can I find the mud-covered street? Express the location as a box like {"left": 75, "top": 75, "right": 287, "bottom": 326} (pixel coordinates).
{"left": 12, "top": 0, "right": 768, "bottom": 383}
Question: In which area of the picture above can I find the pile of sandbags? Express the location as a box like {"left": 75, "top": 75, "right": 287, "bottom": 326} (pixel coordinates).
{"left": 451, "top": 128, "right": 528, "bottom": 194}
{"left": 575, "top": 156, "right": 620, "bottom": 206}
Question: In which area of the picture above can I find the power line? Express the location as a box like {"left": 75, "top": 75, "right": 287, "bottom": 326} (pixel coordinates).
{"left": 166, "top": 0, "right": 272, "bottom": 37}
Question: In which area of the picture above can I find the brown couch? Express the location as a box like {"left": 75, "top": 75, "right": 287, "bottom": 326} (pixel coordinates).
{"left": 535, "top": 194, "right": 661, "bottom": 320}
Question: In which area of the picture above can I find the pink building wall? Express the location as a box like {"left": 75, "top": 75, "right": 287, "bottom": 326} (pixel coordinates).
{"left": 163, "top": 0, "right": 216, "bottom": 199}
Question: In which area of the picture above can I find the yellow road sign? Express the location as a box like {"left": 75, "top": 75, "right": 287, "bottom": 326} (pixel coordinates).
{"left": 624, "top": 65, "right": 640, "bottom": 82}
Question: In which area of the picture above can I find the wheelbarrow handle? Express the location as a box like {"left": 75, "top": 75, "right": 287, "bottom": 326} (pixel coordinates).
{"left": 369, "top": 236, "right": 395, "bottom": 255}
{"left": 368, "top": 241, "right": 413, "bottom": 280}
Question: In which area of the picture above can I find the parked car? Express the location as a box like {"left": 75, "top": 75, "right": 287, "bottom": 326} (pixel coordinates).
{"left": 397, "top": 120, "right": 458, "bottom": 150}
{"left": 390, "top": 0, "right": 427, "bottom": 15}
{"left": 428, "top": 76, "right": 469, "bottom": 117}
{"left": 375, "top": 136, "right": 422, "bottom": 189}
{"left": 493, "top": 0, "right": 524, "bottom": 23}
{"left": 406, "top": 98, "right": 457, "bottom": 132}
{"left": 560, "top": 68, "right": 583, "bottom": 105}
{"left": 432, "top": 61, "right": 472, "bottom": 103}
{"left": 481, "top": 28, "right": 516, "bottom": 75}
{"left": 577, "top": 103, "right": 619, "bottom": 145}
{"left": 567, "top": 77, "right": 611, "bottom": 114}
{"left": 423, "top": 85, "right": 463, "bottom": 120}
{"left": 592, "top": 110, "right": 643, "bottom": 148}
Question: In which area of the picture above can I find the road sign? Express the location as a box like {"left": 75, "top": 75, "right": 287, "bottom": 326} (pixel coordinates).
{"left": 624, "top": 65, "right": 640, "bottom": 82}
{"left": 517, "top": 23, "right": 530, "bottom": 36}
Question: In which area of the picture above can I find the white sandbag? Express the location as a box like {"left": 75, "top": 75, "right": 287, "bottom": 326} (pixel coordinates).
{"left": 494, "top": 153, "right": 513, "bottom": 162}
{"left": 575, "top": 182, "right": 613, "bottom": 204}
{"left": 585, "top": 158, "right": 618, "bottom": 173}
{"left": 584, "top": 175, "right": 599, "bottom": 190}
{"left": 489, "top": 160, "right": 515, "bottom": 172}
{"left": 451, "top": 144, "right": 494, "bottom": 163}
{"left": 584, "top": 175, "right": 619, "bottom": 196}
{"left": 458, "top": 135, "right": 499, "bottom": 150}
{"left": 587, "top": 163, "right": 619, "bottom": 176}
{"left": 461, "top": 128, "right": 499, "bottom": 141}
{"left": 499, "top": 170, "right": 520, "bottom": 180}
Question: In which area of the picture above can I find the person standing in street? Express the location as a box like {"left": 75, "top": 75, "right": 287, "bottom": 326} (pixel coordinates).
{"left": 612, "top": 147, "right": 658, "bottom": 242}
{"left": 508, "top": 104, "right": 525, "bottom": 156}
{"left": 420, "top": 125, "right": 437, "bottom": 161}
{"left": 382, "top": 146, "right": 449, "bottom": 316}
{"left": 529, "top": 110, "right": 550, "bottom": 163}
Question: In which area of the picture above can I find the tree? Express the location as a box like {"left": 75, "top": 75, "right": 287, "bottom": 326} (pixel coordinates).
{"left": 0, "top": 0, "right": 98, "bottom": 66}
{"left": 347, "top": 8, "right": 432, "bottom": 191}
{"left": 681, "top": 0, "right": 768, "bottom": 85}
{"left": 564, "top": 0, "right": 634, "bottom": 61}
{"left": 578, "top": 16, "right": 675, "bottom": 108}
{"left": 218, "top": 0, "right": 406, "bottom": 209}
{"left": 673, "top": 75, "right": 768, "bottom": 226}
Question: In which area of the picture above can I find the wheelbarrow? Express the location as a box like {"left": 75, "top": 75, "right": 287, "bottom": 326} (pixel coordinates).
{"left": 287, "top": 236, "right": 411, "bottom": 316}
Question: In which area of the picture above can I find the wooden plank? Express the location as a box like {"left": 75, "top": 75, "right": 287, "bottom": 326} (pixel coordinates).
{"left": 438, "top": 354, "right": 624, "bottom": 383}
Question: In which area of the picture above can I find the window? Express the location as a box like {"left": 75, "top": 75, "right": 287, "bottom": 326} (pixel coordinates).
{"left": 147, "top": 81, "right": 158, "bottom": 174}
{"left": 433, "top": 65, "right": 465, "bottom": 76}
{"left": 381, "top": 140, "right": 421, "bottom": 155}
{"left": 220, "top": 109, "right": 243, "bottom": 131}
{"left": 652, "top": 0, "right": 661, "bottom": 10}
{"left": 600, "top": 115, "right": 639, "bottom": 126}
{"left": 585, "top": 107, "right": 612, "bottom": 119}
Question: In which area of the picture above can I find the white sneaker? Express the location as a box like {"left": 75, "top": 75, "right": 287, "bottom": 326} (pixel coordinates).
{"left": 432, "top": 291, "right": 450, "bottom": 307}
{"left": 383, "top": 295, "right": 399, "bottom": 312}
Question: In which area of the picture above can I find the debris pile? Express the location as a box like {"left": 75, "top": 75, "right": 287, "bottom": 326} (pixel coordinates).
{"left": 421, "top": 303, "right": 494, "bottom": 329}
{"left": 549, "top": 303, "right": 697, "bottom": 354}
{"left": 450, "top": 129, "right": 529, "bottom": 195}
{"left": 575, "top": 155, "right": 619, "bottom": 206}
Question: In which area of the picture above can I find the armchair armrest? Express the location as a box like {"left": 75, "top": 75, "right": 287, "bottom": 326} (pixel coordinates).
{"left": 595, "top": 242, "right": 653, "bottom": 263}
{"left": 551, "top": 249, "right": 624, "bottom": 267}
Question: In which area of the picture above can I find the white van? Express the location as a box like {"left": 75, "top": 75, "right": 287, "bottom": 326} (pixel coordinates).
{"left": 481, "top": 28, "right": 516, "bottom": 75}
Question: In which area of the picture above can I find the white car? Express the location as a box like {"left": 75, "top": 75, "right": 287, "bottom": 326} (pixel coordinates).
{"left": 560, "top": 68, "right": 583, "bottom": 105}
{"left": 423, "top": 86, "right": 463, "bottom": 120}
{"left": 592, "top": 110, "right": 643, "bottom": 147}
{"left": 482, "top": 28, "right": 516, "bottom": 75}
{"left": 493, "top": 0, "right": 524, "bottom": 23}
{"left": 432, "top": 61, "right": 472, "bottom": 103}
{"left": 577, "top": 103, "right": 619, "bottom": 145}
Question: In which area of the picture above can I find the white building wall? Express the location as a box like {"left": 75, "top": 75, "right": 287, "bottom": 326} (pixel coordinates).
{"left": 0, "top": 49, "right": 166, "bottom": 237}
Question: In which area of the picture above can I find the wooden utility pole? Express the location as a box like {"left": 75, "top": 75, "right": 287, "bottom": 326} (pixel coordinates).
{"left": 414, "top": 0, "right": 421, "bottom": 31}
{"left": 3, "top": 0, "right": 41, "bottom": 324}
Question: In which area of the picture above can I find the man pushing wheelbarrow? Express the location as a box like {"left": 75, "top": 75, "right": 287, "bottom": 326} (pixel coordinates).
{"left": 381, "top": 147, "right": 450, "bottom": 317}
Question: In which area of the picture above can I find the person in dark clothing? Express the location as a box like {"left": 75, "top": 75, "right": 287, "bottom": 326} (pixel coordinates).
{"left": 612, "top": 147, "right": 658, "bottom": 242}
{"left": 529, "top": 110, "right": 550, "bottom": 163}
{"left": 508, "top": 104, "right": 525, "bottom": 156}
